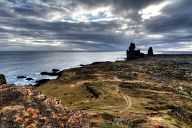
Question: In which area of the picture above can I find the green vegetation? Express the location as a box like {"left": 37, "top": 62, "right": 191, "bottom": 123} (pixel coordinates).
{"left": 38, "top": 55, "right": 192, "bottom": 127}
{"left": 100, "top": 113, "right": 115, "bottom": 121}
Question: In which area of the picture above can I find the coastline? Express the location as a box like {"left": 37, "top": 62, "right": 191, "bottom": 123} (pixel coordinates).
{"left": 37, "top": 54, "right": 192, "bottom": 127}
{"left": 1, "top": 54, "right": 192, "bottom": 127}
{"left": 0, "top": 51, "right": 125, "bottom": 85}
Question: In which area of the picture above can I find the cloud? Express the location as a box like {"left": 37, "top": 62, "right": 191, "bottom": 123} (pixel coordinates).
{"left": 0, "top": 0, "right": 191, "bottom": 51}
{"left": 145, "top": 0, "right": 192, "bottom": 33}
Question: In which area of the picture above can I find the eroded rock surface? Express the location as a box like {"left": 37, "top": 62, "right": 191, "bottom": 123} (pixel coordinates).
{"left": 0, "top": 84, "right": 90, "bottom": 128}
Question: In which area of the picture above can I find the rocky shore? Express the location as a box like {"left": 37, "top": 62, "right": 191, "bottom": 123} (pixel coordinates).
{"left": 1, "top": 54, "right": 192, "bottom": 128}
{"left": 0, "top": 75, "right": 90, "bottom": 128}
{"left": 37, "top": 54, "right": 192, "bottom": 128}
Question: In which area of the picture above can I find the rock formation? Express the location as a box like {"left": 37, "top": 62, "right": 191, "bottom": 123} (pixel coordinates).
{"left": 0, "top": 76, "right": 90, "bottom": 128}
{"left": 26, "top": 77, "right": 34, "bottom": 81}
{"left": 0, "top": 74, "right": 6, "bottom": 84}
{"left": 148, "top": 47, "right": 154, "bottom": 56}
{"left": 52, "top": 69, "right": 60, "bottom": 73}
{"left": 35, "top": 79, "right": 50, "bottom": 87}
{"left": 17, "top": 75, "right": 27, "bottom": 79}
{"left": 40, "top": 71, "right": 61, "bottom": 76}
{"left": 126, "top": 43, "right": 145, "bottom": 60}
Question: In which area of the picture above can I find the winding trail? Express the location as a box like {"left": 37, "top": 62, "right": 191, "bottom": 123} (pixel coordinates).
{"left": 74, "top": 76, "right": 133, "bottom": 111}
{"left": 122, "top": 93, "right": 131, "bottom": 109}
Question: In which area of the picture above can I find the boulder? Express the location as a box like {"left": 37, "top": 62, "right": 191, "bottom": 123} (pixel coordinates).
{"left": 0, "top": 74, "right": 6, "bottom": 84}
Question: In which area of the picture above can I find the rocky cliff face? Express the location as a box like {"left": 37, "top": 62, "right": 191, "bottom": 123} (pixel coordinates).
{"left": 0, "top": 80, "right": 90, "bottom": 128}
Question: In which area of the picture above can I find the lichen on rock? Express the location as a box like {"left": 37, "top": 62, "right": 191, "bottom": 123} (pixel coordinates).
{"left": 0, "top": 83, "right": 90, "bottom": 128}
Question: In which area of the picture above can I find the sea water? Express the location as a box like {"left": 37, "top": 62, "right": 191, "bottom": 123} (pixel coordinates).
{"left": 0, "top": 51, "right": 125, "bottom": 85}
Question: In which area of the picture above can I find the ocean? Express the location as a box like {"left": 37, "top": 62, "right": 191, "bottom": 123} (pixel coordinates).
{"left": 0, "top": 51, "right": 125, "bottom": 85}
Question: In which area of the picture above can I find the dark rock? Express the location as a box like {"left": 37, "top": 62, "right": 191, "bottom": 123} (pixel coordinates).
{"left": 80, "top": 64, "right": 85, "bottom": 67}
{"left": 129, "top": 43, "right": 135, "bottom": 52}
{"left": 91, "top": 62, "right": 105, "bottom": 65}
{"left": 40, "top": 71, "right": 61, "bottom": 76}
{"left": 52, "top": 69, "right": 60, "bottom": 72}
{"left": 35, "top": 79, "right": 50, "bottom": 87}
{"left": 90, "top": 61, "right": 110, "bottom": 65}
{"left": 40, "top": 72, "right": 50, "bottom": 75}
{"left": 0, "top": 74, "right": 6, "bottom": 84}
{"left": 148, "top": 47, "right": 154, "bottom": 56}
{"left": 17, "top": 76, "right": 26, "bottom": 79}
{"left": 126, "top": 43, "right": 145, "bottom": 60}
{"left": 26, "top": 78, "right": 34, "bottom": 81}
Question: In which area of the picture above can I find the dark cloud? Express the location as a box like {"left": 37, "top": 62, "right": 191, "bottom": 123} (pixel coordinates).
{"left": 78, "top": 0, "right": 164, "bottom": 10}
{"left": 145, "top": 0, "right": 192, "bottom": 33}
{"left": 0, "top": 0, "right": 191, "bottom": 51}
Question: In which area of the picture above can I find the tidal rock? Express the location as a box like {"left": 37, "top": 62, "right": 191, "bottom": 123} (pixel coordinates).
{"left": 0, "top": 74, "right": 6, "bottom": 84}
{"left": 17, "top": 76, "right": 26, "bottom": 79}
{"left": 52, "top": 69, "right": 60, "bottom": 72}
{"left": 26, "top": 78, "right": 34, "bottom": 81}
{"left": 40, "top": 71, "right": 61, "bottom": 76}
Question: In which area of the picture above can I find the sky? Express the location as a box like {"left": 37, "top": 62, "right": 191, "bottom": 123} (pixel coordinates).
{"left": 0, "top": 0, "right": 192, "bottom": 52}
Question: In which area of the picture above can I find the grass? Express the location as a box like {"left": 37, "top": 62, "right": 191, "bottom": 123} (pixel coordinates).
{"left": 38, "top": 55, "right": 192, "bottom": 127}
{"left": 100, "top": 113, "right": 115, "bottom": 121}
{"left": 91, "top": 122, "right": 125, "bottom": 128}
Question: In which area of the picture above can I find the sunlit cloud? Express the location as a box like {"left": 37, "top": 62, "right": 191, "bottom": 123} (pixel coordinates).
{"left": 139, "top": 1, "right": 170, "bottom": 20}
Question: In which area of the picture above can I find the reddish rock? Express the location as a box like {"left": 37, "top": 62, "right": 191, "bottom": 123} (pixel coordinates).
{"left": 0, "top": 84, "right": 90, "bottom": 128}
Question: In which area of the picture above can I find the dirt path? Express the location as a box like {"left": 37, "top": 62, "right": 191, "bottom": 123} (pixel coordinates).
{"left": 73, "top": 76, "right": 132, "bottom": 111}
{"left": 115, "top": 85, "right": 131, "bottom": 110}
{"left": 122, "top": 93, "right": 131, "bottom": 109}
{"left": 97, "top": 76, "right": 132, "bottom": 110}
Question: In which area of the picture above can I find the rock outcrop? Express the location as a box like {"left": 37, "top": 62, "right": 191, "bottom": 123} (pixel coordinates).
{"left": 52, "top": 69, "right": 60, "bottom": 73}
{"left": 40, "top": 71, "right": 61, "bottom": 76}
{"left": 26, "top": 77, "right": 34, "bottom": 81}
{"left": 0, "top": 81, "right": 90, "bottom": 127}
{"left": 148, "top": 47, "right": 154, "bottom": 56}
{"left": 17, "top": 76, "right": 27, "bottom": 79}
{"left": 0, "top": 74, "right": 6, "bottom": 84}
{"left": 126, "top": 43, "right": 145, "bottom": 60}
{"left": 35, "top": 79, "right": 50, "bottom": 87}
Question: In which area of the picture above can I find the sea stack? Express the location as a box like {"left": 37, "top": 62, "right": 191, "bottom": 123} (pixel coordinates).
{"left": 126, "top": 43, "right": 145, "bottom": 60}
{"left": 148, "top": 47, "right": 154, "bottom": 56}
